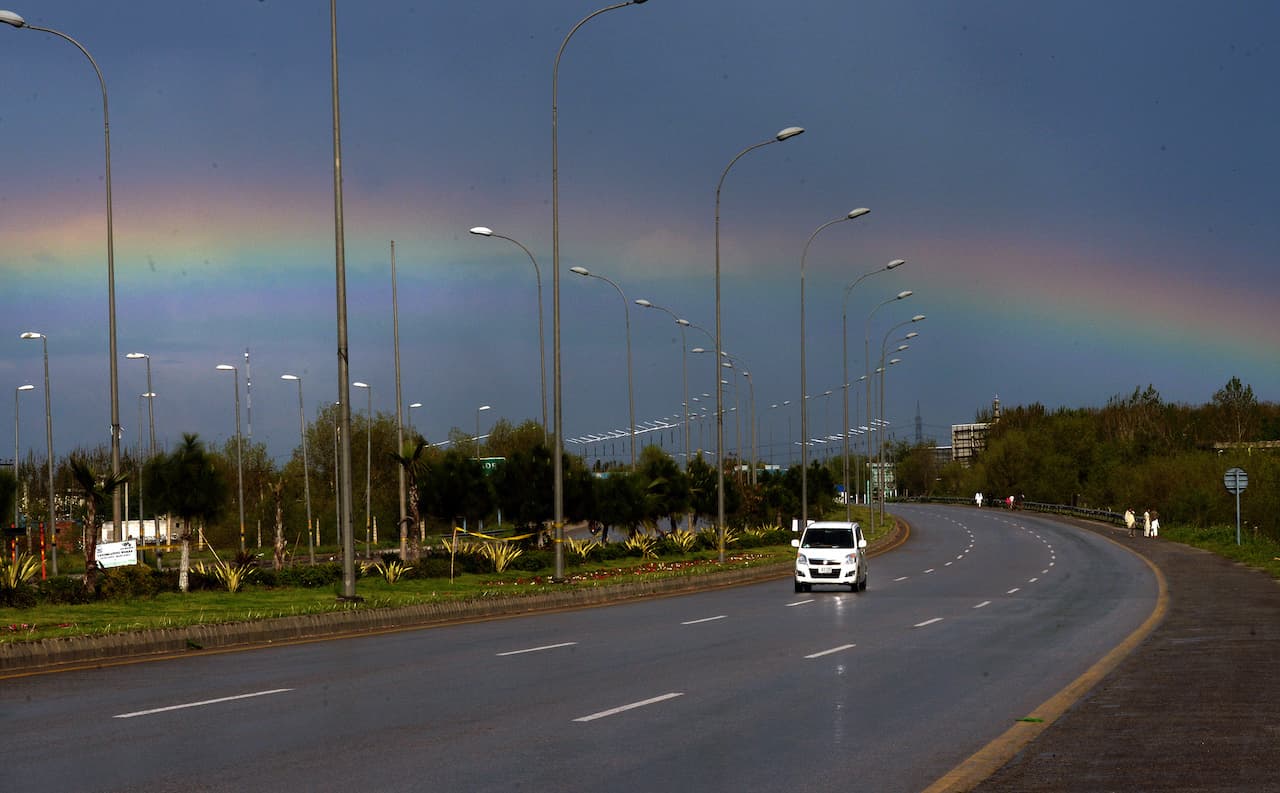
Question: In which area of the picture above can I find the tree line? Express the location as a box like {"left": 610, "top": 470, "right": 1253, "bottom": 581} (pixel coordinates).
{"left": 890, "top": 377, "right": 1280, "bottom": 541}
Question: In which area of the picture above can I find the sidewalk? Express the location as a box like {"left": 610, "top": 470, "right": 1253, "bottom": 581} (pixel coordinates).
{"left": 967, "top": 518, "right": 1280, "bottom": 792}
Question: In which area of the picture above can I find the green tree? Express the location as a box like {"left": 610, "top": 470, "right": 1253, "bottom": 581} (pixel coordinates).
{"left": 389, "top": 440, "right": 429, "bottom": 559}
{"left": 144, "top": 434, "right": 228, "bottom": 593}
{"left": 491, "top": 442, "right": 552, "bottom": 538}
{"left": 636, "top": 445, "right": 689, "bottom": 533}
{"left": 67, "top": 457, "right": 128, "bottom": 593}
{"left": 420, "top": 448, "right": 492, "bottom": 530}
{"left": 595, "top": 472, "right": 645, "bottom": 540}
{"left": 1212, "top": 376, "right": 1259, "bottom": 443}
{"left": 0, "top": 469, "right": 17, "bottom": 535}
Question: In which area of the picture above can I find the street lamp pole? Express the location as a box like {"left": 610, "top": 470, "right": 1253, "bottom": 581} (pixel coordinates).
{"left": 569, "top": 266, "right": 636, "bottom": 470}
{"left": 841, "top": 259, "right": 904, "bottom": 521}
{"left": 215, "top": 364, "right": 245, "bottom": 551}
{"left": 353, "top": 382, "right": 371, "bottom": 559}
{"left": 715, "top": 125, "right": 804, "bottom": 561}
{"left": 328, "top": 0, "right": 357, "bottom": 600}
{"left": 281, "top": 374, "right": 314, "bottom": 565}
{"left": 634, "top": 299, "right": 690, "bottom": 471}
{"left": 390, "top": 241, "right": 408, "bottom": 561}
{"left": 2, "top": 10, "right": 122, "bottom": 540}
{"left": 799, "top": 209, "right": 870, "bottom": 530}
{"left": 475, "top": 405, "right": 492, "bottom": 460}
{"left": 552, "top": 0, "right": 648, "bottom": 580}
{"left": 14, "top": 384, "right": 34, "bottom": 534}
{"left": 126, "top": 352, "right": 157, "bottom": 541}
{"left": 864, "top": 290, "right": 913, "bottom": 534}
{"left": 20, "top": 332, "right": 57, "bottom": 575}
{"left": 470, "top": 227, "right": 547, "bottom": 444}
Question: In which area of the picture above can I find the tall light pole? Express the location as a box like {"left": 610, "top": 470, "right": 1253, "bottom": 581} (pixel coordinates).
{"left": 2, "top": 10, "right": 122, "bottom": 540}
{"left": 20, "top": 332, "right": 56, "bottom": 574}
{"left": 864, "top": 290, "right": 913, "bottom": 534}
{"left": 799, "top": 209, "right": 870, "bottom": 530}
{"left": 551, "top": 0, "right": 649, "bottom": 581}
{"left": 715, "top": 125, "right": 804, "bottom": 562}
{"left": 126, "top": 352, "right": 157, "bottom": 541}
{"left": 878, "top": 356, "right": 903, "bottom": 518}
{"left": 281, "top": 374, "right": 314, "bottom": 565}
{"left": 841, "top": 259, "right": 904, "bottom": 521}
{"left": 215, "top": 364, "right": 245, "bottom": 551}
{"left": 408, "top": 402, "right": 423, "bottom": 440}
{"left": 475, "top": 404, "right": 492, "bottom": 460}
{"left": 328, "top": 0, "right": 356, "bottom": 600}
{"left": 634, "top": 299, "right": 690, "bottom": 471}
{"left": 741, "top": 368, "right": 757, "bottom": 485}
{"left": 390, "top": 241, "right": 407, "bottom": 561}
{"left": 878, "top": 315, "right": 924, "bottom": 518}
{"left": 470, "top": 227, "right": 547, "bottom": 443}
{"left": 569, "top": 266, "right": 636, "bottom": 470}
{"left": 14, "top": 384, "right": 34, "bottom": 534}
{"left": 353, "top": 382, "right": 372, "bottom": 558}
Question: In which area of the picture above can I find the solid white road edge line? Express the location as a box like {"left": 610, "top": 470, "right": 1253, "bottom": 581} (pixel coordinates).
{"left": 573, "top": 692, "right": 684, "bottom": 722}
{"left": 497, "top": 642, "right": 578, "bottom": 656}
{"left": 914, "top": 617, "right": 944, "bottom": 628}
{"left": 786, "top": 599, "right": 815, "bottom": 607}
{"left": 681, "top": 615, "right": 727, "bottom": 625}
{"left": 114, "top": 688, "right": 294, "bottom": 719}
{"left": 805, "top": 643, "right": 857, "bottom": 659}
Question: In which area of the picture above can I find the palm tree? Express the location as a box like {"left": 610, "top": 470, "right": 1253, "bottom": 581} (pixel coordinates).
{"left": 144, "top": 434, "right": 227, "bottom": 593}
{"left": 68, "top": 457, "right": 128, "bottom": 593}
{"left": 389, "top": 440, "right": 428, "bottom": 560}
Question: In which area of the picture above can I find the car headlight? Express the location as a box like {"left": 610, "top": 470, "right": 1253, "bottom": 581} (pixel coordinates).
{"left": 797, "top": 553, "right": 808, "bottom": 565}
{"left": 844, "top": 553, "right": 857, "bottom": 565}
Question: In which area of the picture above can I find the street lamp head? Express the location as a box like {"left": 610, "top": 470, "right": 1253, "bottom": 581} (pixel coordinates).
{"left": 569, "top": 266, "right": 590, "bottom": 277}
{"left": 215, "top": 364, "right": 235, "bottom": 371}
{"left": 675, "top": 318, "right": 691, "bottom": 327}
{"left": 896, "top": 290, "right": 913, "bottom": 300}
{"left": 352, "top": 382, "right": 369, "bottom": 389}
{"left": 125, "top": 352, "right": 149, "bottom": 359}
{"left": 141, "top": 392, "right": 157, "bottom": 398}
{"left": 776, "top": 126, "right": 805, "bottom": 141}
{"left": 911, "top": 314, "right": 926, "bottom": 322}
{"left": 896, "top": 344, "right": 910, "bottom": 352}
{"left": 886, "top": 258, "right": 906, "bottom": 270}
{"left": 17, "top": 384, "right": 34, "bottom": 392}
{"left": 409, "top": 402, "right": 423, "bottom": 409}
{"left": 691, "top": 347, "right": 707, "bottom": 354}
{"left": 469, "top": 226, "right": 494, "bottom": 237}
{"left": 0, "top": 10, "right": 26, "bottom": 27}
{"left": 846, "top": 208, "right": 871, "bottom": 220}
{"left": 634, "top": 298, "right": 652, "bottom": 308}
{"left": 478, "top": 405, "right": 492, "bottom": 412}
{"left": 19, "top": 331, "right": 44, "bottom": 340}
{"left": 904, "top": 331, "right": 919, "bottom": 340}
{"left": 889, "top": 358, "right": 902, "bottom": 365}
{"left": 280, "top": 374, "right": 300, "bottom": 382}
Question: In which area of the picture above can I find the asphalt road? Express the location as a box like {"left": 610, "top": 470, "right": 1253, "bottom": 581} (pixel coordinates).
{"left": 0, "top": 505, "right": 1157, "bottom": 792}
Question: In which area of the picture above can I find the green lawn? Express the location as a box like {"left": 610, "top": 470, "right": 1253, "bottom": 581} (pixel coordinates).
{"left": 1161, "top": 523, "right": 1280, "bottom": 580}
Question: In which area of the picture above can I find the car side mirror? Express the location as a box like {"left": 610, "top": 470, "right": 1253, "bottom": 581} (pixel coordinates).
{"left": 858, "top": 538, "right": 867, "bottom": 549}
{"left": 791, "top": 539, "right": 800, "bottom": 548}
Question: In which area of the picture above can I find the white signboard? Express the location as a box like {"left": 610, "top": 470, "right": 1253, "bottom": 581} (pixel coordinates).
{"left": 97, "top": 540, "right": 139, "bottom": 569}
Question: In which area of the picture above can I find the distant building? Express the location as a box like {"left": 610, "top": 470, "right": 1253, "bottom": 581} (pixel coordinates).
{"left": 951, "top": 395, "right": 1001, "bottom": 466}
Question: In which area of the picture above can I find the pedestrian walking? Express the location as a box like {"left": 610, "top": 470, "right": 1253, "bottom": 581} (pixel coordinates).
{"left": 1124, "top": 508, "right": 1136, "bottom": 537}
{"left": 1150, "top": 511, "right": 1160, "bottom": 538}
{"left": 1143, "top": 509, "right": 1151, "bottom": 538}
{"left": 975, "top": 492, "right": 983, "bottom": 508}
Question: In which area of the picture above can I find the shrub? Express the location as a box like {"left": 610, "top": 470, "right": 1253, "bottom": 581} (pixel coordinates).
{"left": 566, "top": 538, "right": 601, "bottom": 563}
{"left": 664, "top": 530, "right": 699, "bottom": 554}
{"left": 412, "top": 557, "right": 452, "bottom": 579}
{"left": 34, "top": 576, "right": 94, "bottom": 605}
{"left": 510, "top": 549, "right": 553, "bottom": 572}
{"left": 623, "top": 534, "right": 658, "bottom": 559}
{"left": 0, "top": 552, "right": 41, "bottom": 589}
{"left": 97, "top": 564, "right": 163, "bottom": 600}
{"left": 0, "top": 584, "right": 37, "bottom": 608}
{"left": 276, "top": 563, "right": 342, "bottom": 588}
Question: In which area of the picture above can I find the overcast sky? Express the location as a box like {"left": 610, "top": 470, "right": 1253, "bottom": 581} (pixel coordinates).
{"left": 3, "top": 0, "right": 1278, "bottom": 468}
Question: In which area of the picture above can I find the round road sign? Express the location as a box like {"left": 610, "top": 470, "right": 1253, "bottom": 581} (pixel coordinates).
{"left": 1224, "top": 467, "right": 1248, "bottom": 495}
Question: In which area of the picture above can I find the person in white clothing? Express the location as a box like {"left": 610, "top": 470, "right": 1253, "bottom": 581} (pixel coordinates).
{"left": 1143, "top": 509, "right": 1151, "bottom": 538}
{"left": 1150, "top": 512, "right": 1160, "bottom": 538}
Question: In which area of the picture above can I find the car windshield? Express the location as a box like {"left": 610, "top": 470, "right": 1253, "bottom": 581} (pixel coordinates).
{"left": 801, "top": 528, "right": 853, "bottom": 548}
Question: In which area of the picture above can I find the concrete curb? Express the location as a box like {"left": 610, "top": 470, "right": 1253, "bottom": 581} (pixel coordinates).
{"left": 2, "top": 520, "right": 905, "bottom": 676}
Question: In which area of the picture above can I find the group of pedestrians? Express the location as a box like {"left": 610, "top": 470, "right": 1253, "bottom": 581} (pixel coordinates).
{"left": 1124, "top": 507, "right": 1160, "bottom": 538}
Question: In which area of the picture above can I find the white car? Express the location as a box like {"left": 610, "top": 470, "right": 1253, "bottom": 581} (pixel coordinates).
{"left": 791, "top": 521, "right": 868, "bottom": 593}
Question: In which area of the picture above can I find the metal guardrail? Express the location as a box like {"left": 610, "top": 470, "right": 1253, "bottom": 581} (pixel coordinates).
{"left": 901, "top": 496, "right": 1125, "bottom": 527}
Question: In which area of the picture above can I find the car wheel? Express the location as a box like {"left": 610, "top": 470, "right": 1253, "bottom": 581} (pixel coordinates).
{"left": 849, "top": 582, "right": 858, "bottom": 592}
{"left": 794, "top": 580, "right": 802, "bottom": 593}
{"left": 859, "top": 575, "right": 868, "bottom": 592}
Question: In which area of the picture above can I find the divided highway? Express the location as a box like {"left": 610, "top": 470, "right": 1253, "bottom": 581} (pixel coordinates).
{"left": 1, "top": 505, "right": 1157, "bottom": 792}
